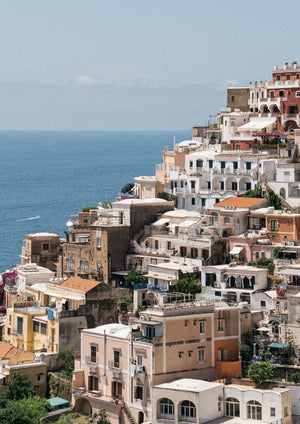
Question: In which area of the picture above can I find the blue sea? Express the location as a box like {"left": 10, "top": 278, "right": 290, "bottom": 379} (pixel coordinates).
{"left": 0, "top": 130, "right": 190, "bottom": 272}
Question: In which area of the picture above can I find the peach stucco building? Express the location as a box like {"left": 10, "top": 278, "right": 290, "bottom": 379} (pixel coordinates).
{"left": 72, "top": 301, "right": 246, "bottom": 424}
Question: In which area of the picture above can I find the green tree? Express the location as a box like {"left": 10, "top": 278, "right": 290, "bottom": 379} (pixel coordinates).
{"left": 239, "top": 344, "right": 252, "bottom": 362}
{"left": 292, "top": 372, "right": 300, "bottom": 385}
{"left": 0, "top": 396, "right": 50, "bottom": 424}
{"left": 57, "top": 348, "right": 74, "bottom": 381}
{"left": 92, "top": 409, "right": 111, "bottom": 424}
{"left": 6, "top": 372, "right": 33, "bottom": 401}
{"left": 248, "top": 362, "right": 275, "bottom": 385}
{"left": 175, "top": 274, "right": 201, "bottom": 294}
{"left": 120, "top": 183, "right": 134, "bottom": 194}
{"left": 266, "top": 188, "right": 281, "bottom": 209}
{"left": 157, "top": 192, "right": 171, "bottom": 201}
{"left": 248, "top": 257, "right": 275, "bottom": 275}
{"left": 243, "top": 186, "right": 263, "bottom": 198}
{"left": 124, "top": 271, "right": 147, "bottom": 292}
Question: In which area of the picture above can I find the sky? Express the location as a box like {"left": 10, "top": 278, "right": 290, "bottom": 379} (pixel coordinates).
{"left": 0, "top": 0, "right": 299, "bottom": 130}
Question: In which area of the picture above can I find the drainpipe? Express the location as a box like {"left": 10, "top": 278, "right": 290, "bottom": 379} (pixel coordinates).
{"left": 103, "top": 330, "right": 106, "bottom": 395}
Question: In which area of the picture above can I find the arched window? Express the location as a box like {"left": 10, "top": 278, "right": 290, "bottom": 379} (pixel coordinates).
{"left": 180, "top": 400, "right": 196, "bottom": 422}
{"left": 224, "top": 217, "right": 230, "bottom": 225}
{"left": 225, "top": 397, "right": 240, "bottom": 417}
{"left": 247, "top": 400, "right": 262, "bottom": 420}
{"left": 159, "top": 398, "right": 174, "bottom": 420}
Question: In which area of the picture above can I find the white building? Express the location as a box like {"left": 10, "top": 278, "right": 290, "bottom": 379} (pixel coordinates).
{"left": 152, "top": 378, "right": 291, "bottom": 424}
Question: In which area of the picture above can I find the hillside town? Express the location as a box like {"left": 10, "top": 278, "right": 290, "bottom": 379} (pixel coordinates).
{"left": 3, "top": 62, "right": 300, "bottom": 423}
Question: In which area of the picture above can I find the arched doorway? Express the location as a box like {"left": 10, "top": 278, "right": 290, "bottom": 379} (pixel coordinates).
{"left": 74, "top": 397, "right": 92, "bottom": 414}
{"left": 138, "top": 411, "right": 144, "bottom": 424}
{"left": 280, "top": 187, "right": 286, "bottom": 199}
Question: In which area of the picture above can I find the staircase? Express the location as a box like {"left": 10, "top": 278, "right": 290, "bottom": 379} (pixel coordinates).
{"left": 121, "top": 401, "right": 137, "bottom": 424}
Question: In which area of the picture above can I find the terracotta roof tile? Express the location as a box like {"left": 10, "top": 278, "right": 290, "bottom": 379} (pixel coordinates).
{"left": 216, "top": 197, "right": 265, "bottom": 208}
{"left": 60, "top": 276, "right": 100, "bottom": 293}
{"left": 0, "top": 342, "right": 32, "bottom": 359}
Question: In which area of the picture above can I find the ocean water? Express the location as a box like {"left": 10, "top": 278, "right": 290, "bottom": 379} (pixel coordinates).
{"left": 0, "top": 130, "right": 190, "bottom": 272}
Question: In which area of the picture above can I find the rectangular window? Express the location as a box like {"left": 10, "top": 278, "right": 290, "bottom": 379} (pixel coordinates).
{"left": 201, "top": 198, "right": 206, "bottom": 207}
{"left": 136, "top": 353, "right": 143, "bottom": 366}
{"left": 189, "top": 161, "right": 193, "bottom": 168}
{"left": 196, "top": 159, "right": 203, "bottom": 168}
{"left": 218, "top": 320, "right": 224, "bottom": 332}
{"left": 42, "top": 243, "right": 49, "bottom": 251}
{"left": 255, "top": 251, "right": 259, "bottom": 260}
{"left": 88, "top": 376, "right": 99, "bottom": 391}
{"left": 261, "top": 301, "right": 266, "bottom": 307}
{"left": 191, "top": 198, "right": 195, "bottom": 206}
{"left": 232, "top": 182, "right": 237, "bottom": 190}
{"left": 40, "top": 323, "right": 47, "bottom": 335}
{"left": 167, "top": 241, "right": 172, "bottom": 250}
{"left": 114, "top": 350, "right": 120, "bottom": 368}
{"left": 198, "top": 348, "right": 205, "bottom": 362}
{"left": 270, "top": 407, "right": 275, "bottom": 417}
{"left": 220, "top": 181, "right": 224, "bottom": 190}
{"left": 199, "top": 321, "right": 206, "bottom": 334}
{"left": 233, "top": 161, "right": 238, "bottom": 170}
{"left": 270, "top": 220, "right": 277, "bottom": 231}
{"left": 221, "top": 161, "right": 226, "bottom": 169}
{"left": 209, "top": 160, "right": 213, "bottom": 168}
{"left": 180, "top": 181, "right": 184, "bottom": 188}
{"left": 246, "top": 162, "right": 251, "bottom": 170}
{"left": 276, "top": 74, "right": 280, "bottom": 81}
{"left": 90, "top": 345, "right": 97, "bottom": 363}
{"left": 207, "top": 181, "right": 211, "bottom": 189}
{"left": 97, "top": 237, "right": 101, "bottom": 248}
{"left": 33, "top": 321, "right": 39, "bottom": 333}
{"left": 191, "top": 181, "right": 196, "bottom": 189}
{"left": 284, "top": 172, "right": 290, "bottom": 181}
{"left": 112, "top": 381, "right": 122, "bottom": 398}
{"left": 135, "top": 385, "right": 143, "bottom": 400}
{"left": 17, "top": 317, "right": 23, "bottom": 335}
{"left": 68, "top": 258, "right": 73, "bottom": 271}
{"left": 81, "top": 260, "right": 87, "bottom": 273}
{"left": 155, "top": 240, "right": 159, "bottom": 249}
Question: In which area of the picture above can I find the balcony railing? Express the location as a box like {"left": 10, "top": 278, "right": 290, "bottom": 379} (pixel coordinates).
{"left": 84, "top": 355, "right": 97, "bottom": 364}
{"left": 108, "top": 360, "right": 120, "bottom": 369}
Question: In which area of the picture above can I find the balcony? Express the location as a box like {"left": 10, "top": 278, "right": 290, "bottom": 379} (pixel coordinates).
{"left": 108, "top": 360, "right": 120, "bottom": 370}
{"left": 84, "top": 355, "right": 97, "bottom": 365}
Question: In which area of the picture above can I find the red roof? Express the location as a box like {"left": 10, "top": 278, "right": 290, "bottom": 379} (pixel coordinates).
{"left": 60, "top": 277, "right": 100, "bottom": 293}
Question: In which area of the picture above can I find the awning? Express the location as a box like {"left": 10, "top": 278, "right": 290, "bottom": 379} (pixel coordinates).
{"left": 178, "top": 220, "right": 197, "bottom": 228}
{"left": 33, "top": 315, "right": 48, "bottom": 323}
{"left": 153, "top": 218, "right": 169, "bottom": 227}
{"left": 238, "top": 117, "right": 276, "bottom": 131}
{"left": 269, "top": 342, "right": 289, "bottom": 349}
{"left": 229, "top": 246, "right": 244, "bottom": 255}
{"left": 257, "top": 327, "right": 269, "bottom": 332}
{"left": 23, "top": 292, "right": 34, "bottom": 298}
{"left": 280, "top": 268, "right": 300, "bottom": 276}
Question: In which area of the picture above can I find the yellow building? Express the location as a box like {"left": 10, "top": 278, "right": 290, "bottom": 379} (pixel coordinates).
{"left": 0, "top": 341, "right": 47, "bottom": 397}
{"left": 3, "top": 277, "right": 116, "bottom": 353}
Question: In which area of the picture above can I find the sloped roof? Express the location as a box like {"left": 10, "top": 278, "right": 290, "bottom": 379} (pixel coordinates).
{"left": 60, "top": 277, "right": 100, "bottom": 293}
{"left": 0, "top": 342, "right": 32, "bottom": 359}
{"left": 216, "top": 197, "right": 265, "bottom": 208}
